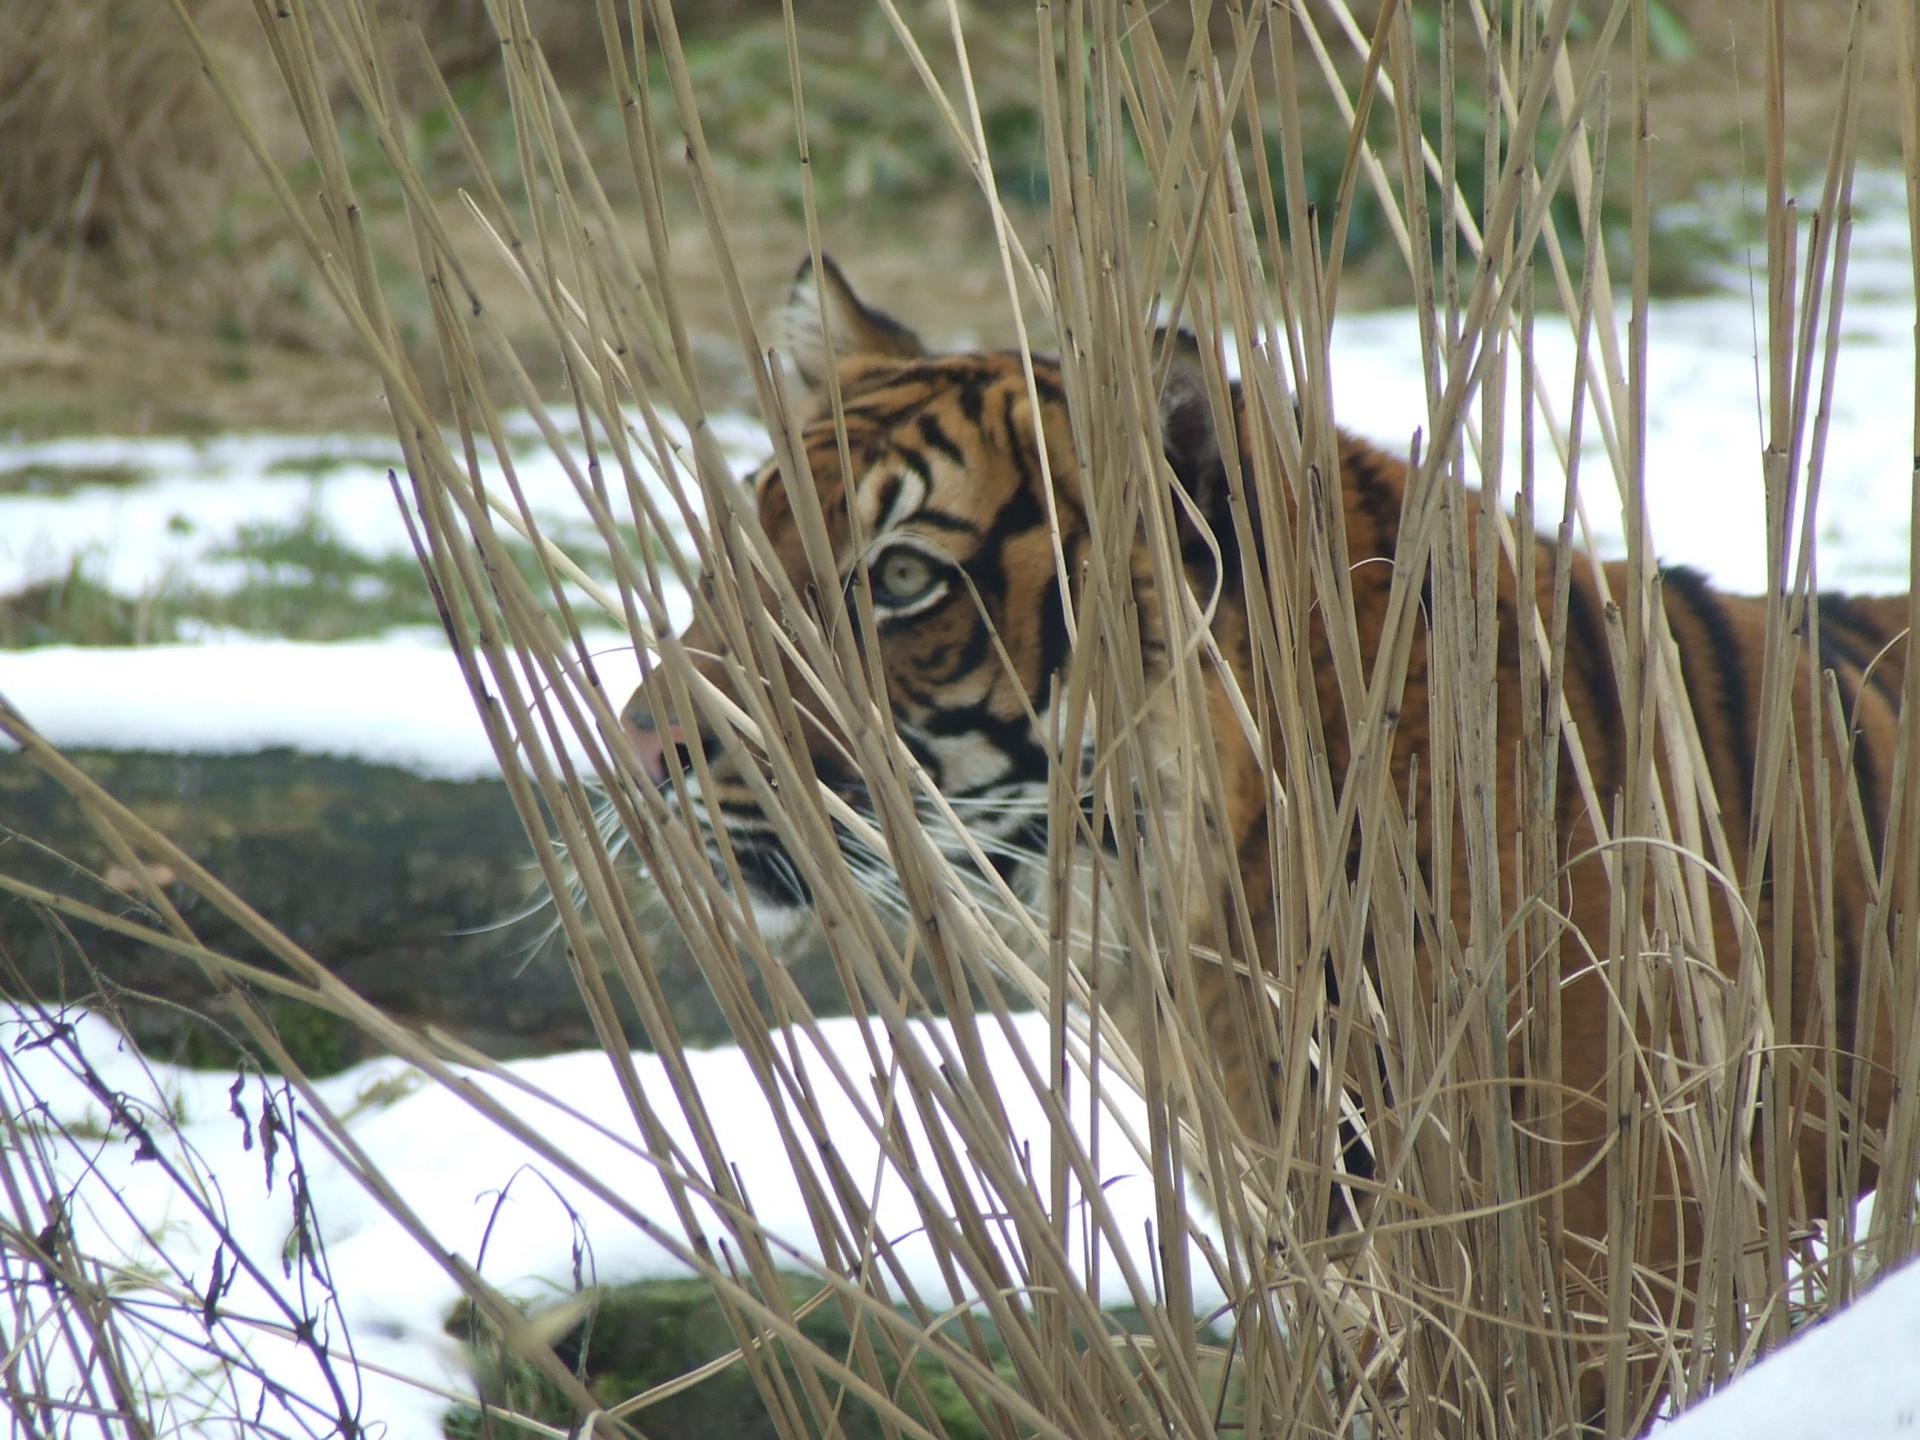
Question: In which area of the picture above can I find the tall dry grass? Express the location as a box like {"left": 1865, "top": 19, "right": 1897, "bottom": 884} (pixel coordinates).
{"left": 3, "top": 0, "right": 1919, "bottom": 1437}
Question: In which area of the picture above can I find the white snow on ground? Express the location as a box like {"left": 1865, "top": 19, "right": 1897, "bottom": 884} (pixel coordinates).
{"left": 0, "top": 635, "right": 641, "bottom": 779}
{"left": 1, "top": 1004, "right": 1219, "bottom": 1440}
{"left": 1655, "top": 1256, "right": 1920, "bottom": 1439}
{"left": 1, "top": 176, "right": 1917, "bottom": 1436}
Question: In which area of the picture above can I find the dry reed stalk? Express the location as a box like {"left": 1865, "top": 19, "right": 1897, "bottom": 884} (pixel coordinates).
{"left": 2, "top": 0, "right": 1914, "bottom": 1436}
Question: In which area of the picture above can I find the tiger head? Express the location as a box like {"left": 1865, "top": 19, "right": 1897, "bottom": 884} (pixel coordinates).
{"left": 618, "top": 256, "right": 1255, "bottom": 945}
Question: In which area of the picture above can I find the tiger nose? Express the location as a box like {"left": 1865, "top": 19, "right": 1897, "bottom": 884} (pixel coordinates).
{"left": 620, "top": 693, "right": 681, "bottom": 787}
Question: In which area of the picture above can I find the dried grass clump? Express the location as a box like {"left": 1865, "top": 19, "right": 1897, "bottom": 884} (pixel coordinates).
{"left": 0, "top": 0, "right": 284, "bottom": 326}
{"left": 0, "top": 0, "right": 595, "bottom": 343}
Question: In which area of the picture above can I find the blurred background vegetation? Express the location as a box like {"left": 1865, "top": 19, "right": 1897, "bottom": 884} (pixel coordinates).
{"left": 0, "top": 0, "right": 1910, "bottom": 439}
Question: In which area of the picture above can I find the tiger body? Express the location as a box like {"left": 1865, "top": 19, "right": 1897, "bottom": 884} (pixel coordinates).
{"left": 621, "top": 257, "right": 1906, "bottom": 1429}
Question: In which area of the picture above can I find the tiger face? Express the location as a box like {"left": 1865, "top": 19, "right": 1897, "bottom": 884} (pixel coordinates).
{"left": 619, "top": 256, "right": 1223, "bottom": 946}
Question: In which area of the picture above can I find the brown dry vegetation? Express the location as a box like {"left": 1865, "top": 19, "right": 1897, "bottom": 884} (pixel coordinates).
{"left": 0, "top": 0, "right": 1908, "bottom": 438}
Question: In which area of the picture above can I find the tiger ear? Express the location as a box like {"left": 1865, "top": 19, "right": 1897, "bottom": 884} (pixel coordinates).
{"left": 776, "top": 254, "right": 928, "bottom": 391}
{"left": 1157, "top": 329, "right": 1240, "bottom": 573}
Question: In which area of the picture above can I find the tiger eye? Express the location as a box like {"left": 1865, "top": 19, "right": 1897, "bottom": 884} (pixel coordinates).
{"left": 875, "top": 548, "right": 939, "bottom": 605}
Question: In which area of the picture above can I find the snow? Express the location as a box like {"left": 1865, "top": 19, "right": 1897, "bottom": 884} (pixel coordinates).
{"left": 8, "top": 246, "right": 1917, "bottom": 771}
{"left": 1655, "top": 1258, "right": 1920, "bottom": 1439}
{"left": 3, "top": 188, "right": 1916, "bottom": 776}
{"left": 2, "top": 176, "right": 1917, "bottom": 1436}
{"left": 0, "top": 635, "right": 640, "bottom": 780}
{"left": 1, "top": 1004, "right": 1218, "bottom": 1439}
{"left": 8, "top": 1003, "right": 1920, "bottom": 1440}
{"left": 0, "top": 407, "right": 759, "bottom": 771}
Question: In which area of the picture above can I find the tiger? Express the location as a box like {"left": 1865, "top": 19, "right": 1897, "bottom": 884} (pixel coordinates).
{"left": 618, "top": 255, "right": 1909, "bottom": 1433}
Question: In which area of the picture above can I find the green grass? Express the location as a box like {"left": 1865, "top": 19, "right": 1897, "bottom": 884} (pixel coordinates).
{"left": 0, "top": 514, "right": 435, "bottom": 647}
{"left": 0, "top": 462, "right": 146, "bottom": 497}
{"left": 204, "top": 509, "right": 444, "bottom": 637}
{"left": 264, "top": 449, "right": 396, "bottom": 478}
{"left": 1254, "top": 1, "right": 1735, "bottom": 301}
{"left": 292, "top": 14, "right": 1053, "bottom": 227}
{"left": 162, "top": 999, "right": 362, "bottom": 1078}
{"left": 0, "top": 563, "right": 171, "bottom": 646}
{"left": 448, "top": 1276, "right": 1006, "bottom": 1440}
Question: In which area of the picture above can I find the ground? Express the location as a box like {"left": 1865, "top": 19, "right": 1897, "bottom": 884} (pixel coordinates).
{"left": 0, "top": 0, "right": 1909, "bottom": 440}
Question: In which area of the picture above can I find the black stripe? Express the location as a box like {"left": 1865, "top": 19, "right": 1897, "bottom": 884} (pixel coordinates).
{"left": 733, "top": 846, "right": 812, "bottom": 907}
{"left": 1000, "top": 391, "right": 1041, "bottom": 501}
{"left": 1819, "top": 592, "right": 1905, "bottom": 707}
{"left": 917, "top": 701, "right": 1049, "bottom": 775}
{"left": 1563, "top": 575, "right": 1623, "bottom": 794}
{"left": 979, "top": 356, "right": 1067, "bottom": 408}
{"left": 956, "top": 373, "right": 987, "bottom": 425}
{"left": 982, "top": 480, "right": 1046, "bottom": 548}
{"left": 869, "top": 471, "right": 903, "bottom": 531}
{"left": 1812, "top": 594, "right": 1879, "bottom": 673}
{"left": 911, "top": 508, "right": 985, "bottom": 540}
{"left": 892, "top": 619, "right": 985, "bottom": 684}
{"left": 1038, "top": 569, "right": 1073, "bottom": 678}
{"left": 1662, "top": 564, "right": 1756, "bottom": 814}
{"left": 1344, "top": 446, "right": 1402, "bottom": 560}
{"left": 916, "top": 410, "right": 966, "bottom": 467}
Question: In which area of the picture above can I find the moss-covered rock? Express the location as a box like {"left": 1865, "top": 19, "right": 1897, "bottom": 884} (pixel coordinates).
{"left": 447, "top": 1274, "right": 1009, "bottom": 1440}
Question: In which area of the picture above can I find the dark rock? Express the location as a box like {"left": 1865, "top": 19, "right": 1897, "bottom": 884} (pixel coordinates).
{"left": 0, "top": 748, "right": 591, "bottom": 1070}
